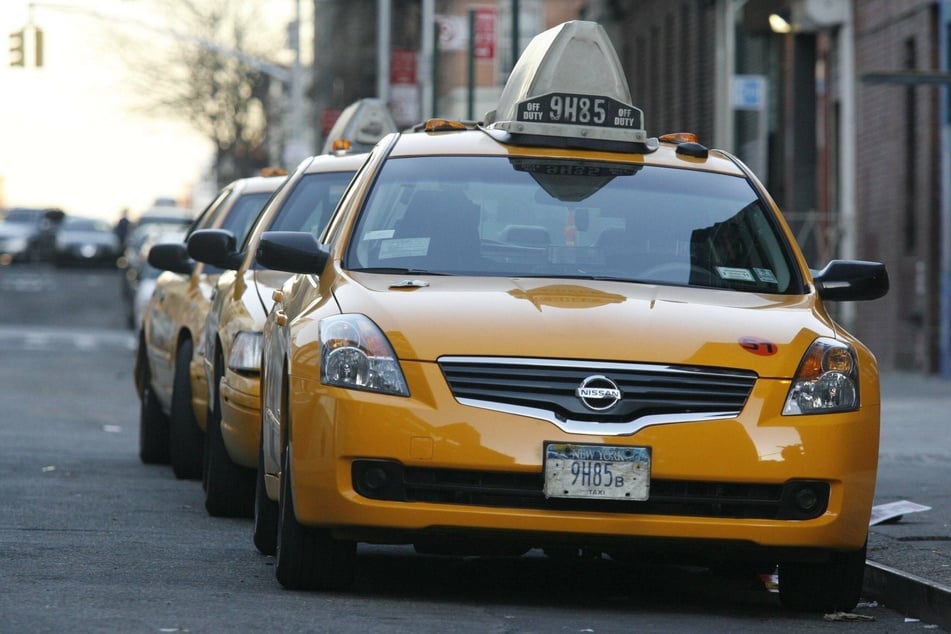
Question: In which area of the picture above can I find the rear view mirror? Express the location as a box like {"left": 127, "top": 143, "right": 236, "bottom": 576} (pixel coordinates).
{"left": 813, "top": 260, "right": 889, "bottom": 301}
{"left": 187, "top": 229, "right": 244, "bottom": 270}
{"left": 147, "top": 242, "right": 193, "bottom": 275}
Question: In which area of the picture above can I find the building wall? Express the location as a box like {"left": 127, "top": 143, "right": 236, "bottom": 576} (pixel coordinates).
{"left": 585, "top": 1, "right": 719, "bottom": 144}
{"left": 854, "top": 0, "right": 941, "bottom": 370}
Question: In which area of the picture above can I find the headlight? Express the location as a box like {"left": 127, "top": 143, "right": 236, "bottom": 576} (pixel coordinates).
{"left": 320, "top": 315, "right": 408, "bottom": 396}
{"left": 783, "top": 338, "right": 859, "bottom": 415}
{"left": 228, "top": 331, "right": 263, "bottom": 374}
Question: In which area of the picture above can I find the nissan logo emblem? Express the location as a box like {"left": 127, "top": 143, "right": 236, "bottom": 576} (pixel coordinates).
{"left": 575, "top": 375, "right": 622, "bottom": 411}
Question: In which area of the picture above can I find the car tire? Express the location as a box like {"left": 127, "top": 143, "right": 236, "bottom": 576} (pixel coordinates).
{"left": 253, "top": 431, "right": 279, "bottom": 555}
{"left": 779, "top": 540, "right": 867, "bottom": 612}
{"left": 169, "top": 338, "right": 204, "bottom": 480}
{"left": 203, "top": 349, "right": 254, "bottom": 518}
{"left": 275, "top": 428, "right": 355, "bottom": 591}
{"left": 138, "top": 360, "right": 170, "bottom": 465}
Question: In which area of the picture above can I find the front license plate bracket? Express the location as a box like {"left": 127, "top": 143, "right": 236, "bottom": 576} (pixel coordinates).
{"left": 543, "top": 442, "right": 651, "bottom": 501}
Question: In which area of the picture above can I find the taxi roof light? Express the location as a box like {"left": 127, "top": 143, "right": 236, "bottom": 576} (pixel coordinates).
{"left": 321, "top": 98, "right": 398, "bottom": 155}
{"left": 484, "top": 21, "right": 654, "bottom": 153}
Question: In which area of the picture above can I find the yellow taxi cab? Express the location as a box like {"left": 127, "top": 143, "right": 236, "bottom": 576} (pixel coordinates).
{"left": 254, "top": 21, "right": 889, "bottom": 612}
{"left": 134, "top": 174, "right": 285, "bottom": 478}
{"left": 185, "top": 151, "right": 369, "bottom": 518}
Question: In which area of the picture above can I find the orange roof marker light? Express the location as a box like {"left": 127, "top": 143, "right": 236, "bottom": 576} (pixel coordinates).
{"left": 321, "top": 98, "right": 398, "bottom": 155}
{"left": 658, "top": 132, "right": 699, "bottom": 144}
{"left": 330, "top": 138, "right": 352, "bottom": 154}
{"left": 423, "top": 118, "right": 469, "bottom": 132}
{"left": 483, "top": 20, "right": 655, "bottom": 154}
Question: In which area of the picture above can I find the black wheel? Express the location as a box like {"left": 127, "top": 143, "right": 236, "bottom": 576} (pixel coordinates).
{"left": 275, "top": 432, "right": 355, "bottom": 590}
{"left": 779, "top": 541, "right": 867, "bottom": 612}
{"left": 253, "top": 432, "right": 279, "bottom": 555}
{"left": 139, "top": 359, "right": 170, "bottom": 465}
{"left": 169, "top": 338, "right": 204, "bottom": 480}
{"left": 203, "top": 349, "right": 255, "bottom": 518}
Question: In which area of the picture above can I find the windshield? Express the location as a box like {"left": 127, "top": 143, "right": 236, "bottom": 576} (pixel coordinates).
{"left": 62, "top": 217, "right": 111, "bottom": 233}
{"left": 344, "top": 156, "right": 804, "bottom": 294}
{"left": 248, "top": 170, "right": 355, "bottom": 269}
{"left": 221, "top": 191, "right": 271, "bottom": 247}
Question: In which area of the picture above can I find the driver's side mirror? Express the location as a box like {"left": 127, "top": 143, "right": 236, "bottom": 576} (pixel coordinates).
{"left": 187, "top": 229, "right": 244, "bottom": 270}
{"left": 813, "top": 260, "right": 889, "bottom": 301}
{"left": 147, "top": 241, "right": 193, "bottom": 275}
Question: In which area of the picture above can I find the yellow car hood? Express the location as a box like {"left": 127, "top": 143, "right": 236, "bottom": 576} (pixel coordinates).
{"left": 335, "top": 273, "right": 835, "bottom": 379}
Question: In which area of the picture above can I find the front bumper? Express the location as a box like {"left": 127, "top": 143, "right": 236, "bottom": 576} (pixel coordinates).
{"left": 219, "top": 370, "right": 261, "bottom": 468}
{"left": 287, "top": 362, "right": 878, "bottom": 557}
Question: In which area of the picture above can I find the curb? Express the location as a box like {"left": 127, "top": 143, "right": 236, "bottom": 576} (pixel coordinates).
{"left": 864, "top": 560, "right": 951, "bottom": 630}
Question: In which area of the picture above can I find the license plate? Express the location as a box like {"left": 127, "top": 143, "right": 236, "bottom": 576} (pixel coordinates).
{"left": 544, "top": 443, "right": 650, "bottom": 501}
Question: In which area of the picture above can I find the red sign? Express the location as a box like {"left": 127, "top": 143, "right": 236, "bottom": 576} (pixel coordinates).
{"left": 321, "top": 109, "right": 342, "bottom": 135}
{"left": 391, "top": 49, "right": 417, "bottom": 85}
{"left": 474, "top": 8, "right": 496, "bottom": 60}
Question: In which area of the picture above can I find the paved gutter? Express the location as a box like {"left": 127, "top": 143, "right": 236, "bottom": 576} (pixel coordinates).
{"left": 864, "top": 560, "right": 951, "bottom": 630}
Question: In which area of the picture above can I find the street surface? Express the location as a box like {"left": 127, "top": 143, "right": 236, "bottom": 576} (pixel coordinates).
{"left": 0, "top": 264, "right": 938, "bottom": 632}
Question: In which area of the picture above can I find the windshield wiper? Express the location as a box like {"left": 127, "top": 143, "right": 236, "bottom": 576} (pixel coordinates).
{"left": 351, "top": 267, "right": 449, "bottom": 276}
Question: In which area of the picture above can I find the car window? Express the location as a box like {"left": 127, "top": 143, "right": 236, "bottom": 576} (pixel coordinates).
{"left": 63, "top": 217, "right": 112, "bottom": 232}
{"left": 4, "top": 209, "right": 38, "bottom": 224}
{"left": 220, "top": 191, "right": 272, "bottom": 247}
{"left": 189, "top": 187, "right": 233, "bottom": 235}
{"left": 344, "top": 155, "right": 803, "bottom": 294}
{"left": 245, "top": 170, "right": 355, "bottom": 270}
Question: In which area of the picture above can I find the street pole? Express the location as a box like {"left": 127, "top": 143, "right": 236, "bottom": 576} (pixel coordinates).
{"left": 285, "top": 0, "right": 309, "bottom": 167}
{"left": 420, "top": 0, "right": 434, "bottom": 120}
{"left": 377, "top": 0, "right": 391, "bottom": 105}
{"left": 942, "top": 0, "right": 951, "bottom": 377}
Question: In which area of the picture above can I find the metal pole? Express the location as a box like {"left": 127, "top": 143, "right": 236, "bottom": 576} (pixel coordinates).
{"left": 511, "top": 0, "right": 519, "bottom": 72}
{"left": 420, "top": 0, "right": 434, "bottom": 120}
{"left": 467, "top": 9, "right": 475, "bottom": 120}
{"left": 941, "top": 0, "right": 951, "bottom": 377}
{"left": 377, "top": 0, "right": 390, "bottom": 104}
{"left": 838, "top": 8, "right": 858, "bottom": 329}
{"left": 713, "top": 0, "right": 735, "bottom": 151}
{"left": 286, "top": 0, "right": 307, "bottom": 164}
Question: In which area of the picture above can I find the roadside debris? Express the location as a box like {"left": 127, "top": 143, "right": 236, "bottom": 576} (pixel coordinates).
{"left": 870, "top": 500, "right": 932, "bottom": 526}
{"left": 823, "top": 611, "right": 875, "bottom": 621}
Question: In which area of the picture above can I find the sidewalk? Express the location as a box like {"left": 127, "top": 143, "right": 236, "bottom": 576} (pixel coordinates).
{"left": 863, "top": 371, "right": 951, "bottom": 629}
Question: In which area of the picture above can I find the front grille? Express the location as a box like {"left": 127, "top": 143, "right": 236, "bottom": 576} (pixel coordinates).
{"left": 439, "top": 357, "right": 757, "bottom": 422}
{"left": 352, "top": 461, "right": 829, "bottom": 521}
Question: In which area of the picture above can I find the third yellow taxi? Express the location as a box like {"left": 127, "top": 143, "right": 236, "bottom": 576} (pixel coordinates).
{"left": 135, "top": 173, "right": 284, "bottom": 479}
{"left": 255, "top": 21, "right": 888, "bottom": 612}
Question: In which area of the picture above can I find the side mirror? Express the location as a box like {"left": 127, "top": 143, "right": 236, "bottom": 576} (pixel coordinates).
{"left": 813, "top": 260, "right": 889, "bottom": 301}
{"left": 187, "top": 229, "right": 244, "bottom": 270}
{"left": 147, "top": 242, "right": 193, "bottom": 275}
{"left": 256, "top": 231, "right": 329, "bottom": 275}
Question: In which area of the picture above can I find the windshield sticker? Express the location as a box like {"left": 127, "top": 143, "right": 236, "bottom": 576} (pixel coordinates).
{"left": 754, "top": 268, "right": 778, "bottom": 283}
{"left": 716, "top": 267, "right": 756, "bottom": 282}
{"left": 365, "top": 229, "right": 395, "bottom": 241}
{"left": 378, "top": 237, "right": 430, "bottom": 260}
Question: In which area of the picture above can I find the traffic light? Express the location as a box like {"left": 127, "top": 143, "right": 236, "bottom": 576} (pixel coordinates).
{"left": 34, "top": 28, "right": 43, "bottom": 67}
{"left": 9, "top": 29, "right": 24, "bottom": 67}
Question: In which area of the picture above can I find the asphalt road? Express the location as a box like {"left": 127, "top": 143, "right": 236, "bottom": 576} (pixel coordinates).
{"left": 0, "top": 263, "right": 936, "bottom": 632}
